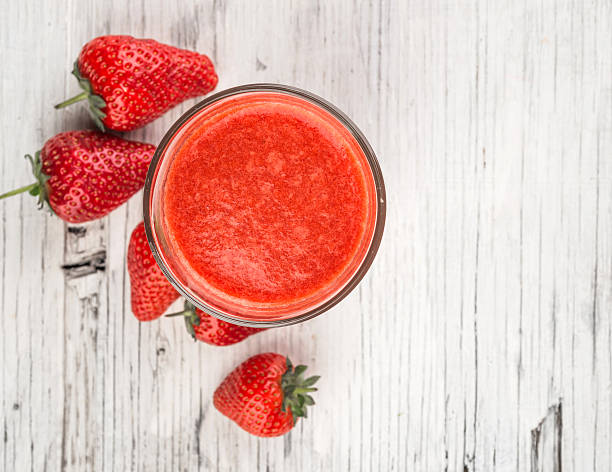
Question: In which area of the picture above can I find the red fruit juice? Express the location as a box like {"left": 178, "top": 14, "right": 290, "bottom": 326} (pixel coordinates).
{"left": 158, "top": 91, "right": 378, "bottom": 321}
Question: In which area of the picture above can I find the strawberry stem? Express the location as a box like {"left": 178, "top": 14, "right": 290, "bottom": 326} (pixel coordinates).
{"left": 165, "top": 311, "right": 190, "bottom": 318}
{"left": 0, "top": 183, "right": 38, "bottom": 200}
{"left": 166, "top": 300, "right": 200, "bottom": 340}
{"left": 54, "top": 91, "right": 89, "bottom": 109}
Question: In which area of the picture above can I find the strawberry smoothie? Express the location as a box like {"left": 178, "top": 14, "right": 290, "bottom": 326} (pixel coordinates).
{"left": 149, "top": 87, "right": 383, "bottom": 323}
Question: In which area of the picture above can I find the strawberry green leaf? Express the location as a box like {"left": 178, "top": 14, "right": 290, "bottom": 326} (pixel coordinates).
{"left": 55, "top": 61, "right": 107, "bottom": 133}
{"left": 302, "top": 376, "right": 320, "bottom": 387}
{"left": 89, "top": 95, "right": 106, "bottom": 108}
{"left": 0, "top": 151, "right": 53, "bottom": 211}
{"left": 184, "top": 316, "right": 197, "bottom": 341}
{"left": 280, "top": 357, "right": 320, "bottom": 425}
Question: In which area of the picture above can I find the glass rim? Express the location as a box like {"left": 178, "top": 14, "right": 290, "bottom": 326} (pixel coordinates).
{"left": 143, "top": 83, "right": 386, "bottom": 328}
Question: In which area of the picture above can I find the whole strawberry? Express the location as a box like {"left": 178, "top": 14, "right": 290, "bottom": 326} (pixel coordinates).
{"left": 127, "top": 222, "right": 179, "bottom": 321}
{"left": 214, "top": 353, "right": 319, "bottom": 437}
{"left": 0, "top": 131, "right": 155, "bottom": 223}
{"left": 54, "top": 35, "right": 218, "bottom": 131}
{"left": 167, "top": 300, "right": 266, "bottom": 345}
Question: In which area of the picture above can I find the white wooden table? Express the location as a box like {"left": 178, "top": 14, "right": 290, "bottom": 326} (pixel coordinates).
{"left": 2, "top": 1, "right": 611, "bottom": 470}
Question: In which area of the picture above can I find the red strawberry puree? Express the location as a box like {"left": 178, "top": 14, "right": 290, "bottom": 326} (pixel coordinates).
{"left": 161, "top": 91, "right": 377, "bottom": 317}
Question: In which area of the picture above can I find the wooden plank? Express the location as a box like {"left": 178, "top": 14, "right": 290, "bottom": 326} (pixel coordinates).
{"left": 1, "top": 0, "right": 611, "bottom": 470}
{"left": 531, "top": 403, "right": 562, "bottom": 472}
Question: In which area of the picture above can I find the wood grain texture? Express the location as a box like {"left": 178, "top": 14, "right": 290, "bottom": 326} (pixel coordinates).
{"left": 1, "top": 0, "right": 611, "bottom": 470}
